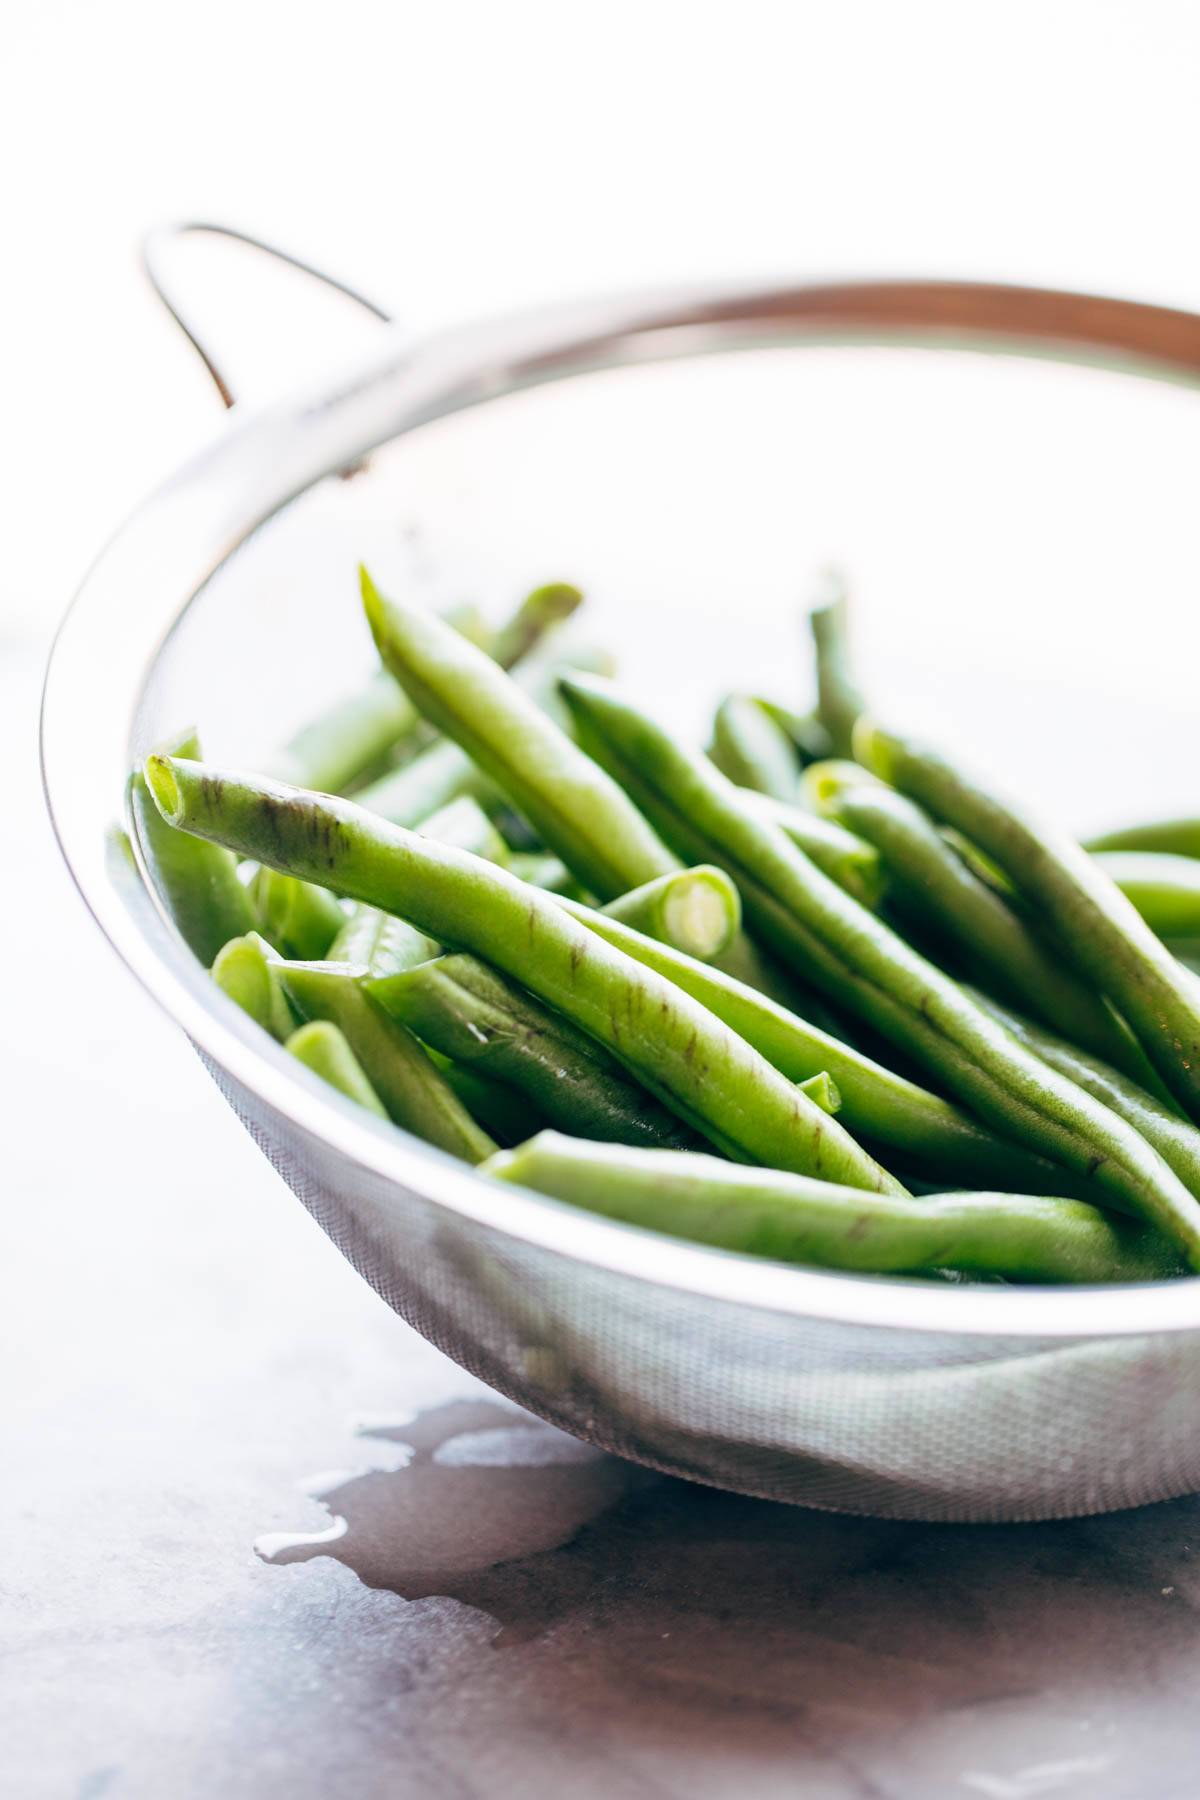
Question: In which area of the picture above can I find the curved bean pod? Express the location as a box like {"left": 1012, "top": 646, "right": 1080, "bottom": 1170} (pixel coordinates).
{"left": 127, "top": 730, "right": 256, "bottom": 965}
{"left": 558, "top": 676, "right": 1200, "bottom": 1261}
{"left": 370, "top": 954, "right": 698, "bottom": 1150}
{"left": 966, "top": 988, "right": 1200, "bottom": 1202}
{"left": 361, "top": 567, "right": 676, "bottom": 899}
{"left": 556, "top": 898, "right": 1098, "bottom": 1197}
{"left": 266, "top": 585, "right": 580, "bottom": 796}
{"left": 487, "top": 1134, "right": 1179, "bottom": 1284}
{"left": 281, "top": 961, "right": 497, "bottom": 1163}
{"left": 859, "top": 723, "right": 1200, "bottom": 1125}
{"left": 489, "top": 582, "right": 583, "bottom": 671}
{"left": 814, "top": 771, "right": 1150, "bottom": 1078}
{"left": 144, "top": 756, "right": 905, "bottom": 1191}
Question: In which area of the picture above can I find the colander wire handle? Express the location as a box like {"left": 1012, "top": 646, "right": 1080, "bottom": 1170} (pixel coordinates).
{"left": 139, "top": 221, "right": 392, "bottom": 411}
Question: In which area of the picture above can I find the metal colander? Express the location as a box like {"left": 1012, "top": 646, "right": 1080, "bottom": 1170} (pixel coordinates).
{"left": 43, "top": 247, "right": 1200, "bottom": 1520}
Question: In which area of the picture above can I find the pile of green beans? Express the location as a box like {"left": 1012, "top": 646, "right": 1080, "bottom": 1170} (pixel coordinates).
{"left": 131, "top": 572, "right": 1200, "bottom": 1287}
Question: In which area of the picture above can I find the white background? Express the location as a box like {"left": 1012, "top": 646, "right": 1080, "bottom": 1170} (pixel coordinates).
{"left": 7, "top": 6, "right": 1200, "bottom": 1794}
{"left": 6, "top": 0, "right": 1200, "bottom": 645}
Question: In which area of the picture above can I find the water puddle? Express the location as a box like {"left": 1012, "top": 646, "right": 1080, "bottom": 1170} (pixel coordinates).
{"left": 255, "top": 1398, "right": 654, "bottom": 1641}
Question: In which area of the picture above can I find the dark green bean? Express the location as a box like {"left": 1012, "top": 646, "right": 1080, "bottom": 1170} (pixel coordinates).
{"left": 144, "top": 756, "right": 905, "bottom": 1191}
{"left": 281, "top": 960, "right": 496, "bottom": 1163}
{"left": 556, "top": 898, "right": 1098, "bottom": 1196}
{"left": 860, "top": 723, "right": 1200, "bottom": 1126}
{"left": 487, "top": 1134, "right": 1179, "bottom": 1284}
{"left": 426, "top": 1053, "right": 546, "bottom": 1147}
{"left": 211, "top": 931, "right": 296, "bottom": 1041}
{"left": 558, "top": 676, "right": 1200, "bottom": 1262}
{"left": 370, "top": 953, "right": 699, "bottom": 1149}
{"left": 1085, "top": 817, "right": 1200, "bottom": 860}
{"left": 969, "top": 988, "right": 1200, "bottom": 1204}
{"left": 813, "top": 769, "right": 1152, "bottom": 1079}
{"left": 127, "top": 730, "right": 256, "bottom": 965}
{"left": 251, "top": 866, "right": 347, "bottom": 960}
{"left": 286, "top": 1020, "right": 388, "bottom": 1116}
{"left": 1090, "top": 851, "right": 1200, "bottom": 938}
{"left": 710, "top": 695, "right": 801, "bottom": 801}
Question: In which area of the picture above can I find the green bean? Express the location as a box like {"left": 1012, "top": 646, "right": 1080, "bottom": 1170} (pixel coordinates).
{"left": 280, "top": 960, "right": 496, "bottom": 1163}
{"left": 265, "top": 586, "right": 582, "bottom": 796}
{"left": 426, "top": 1053, "right": 546, "bottom": 1147}
{"left": 710, "top": 695, "right": 800, "bottom": 801}
{"left": 798, "top": 1072, "right": 840, "bottom": 1115}
{"left": 250, "top": 866, "right": 346, "bottom": 960}
{"left": 211, "top": 932, "right": 296, "bottom": 1041}
{"left": 755, "top": 699, "right": 833, "bottom": 765}
{"left": 327, "top": 903, "right": 439, "bottom": 977}
{"left": 1090, "top": 851, "right": 1200, "bottom": 938}
{"left": 370, "top": 954, "right": 699, "bottom": 1149}
{"left": 603, "top": 866, "right": 740, "bottom": 961}
{"left": 813, "top": 770, "right": 1151, "bottom": 1078}
{"left": 859, "top": 723, "right": 1200, "bottom": 1127}
{"left": 556, "top": 898, "right": 1096, "bottom": 1196}
{"left": 487, "top": 1134, "right": 1179, "bottom": 1284}
{"left": 506, "top": 852, "right": 582, "bottom": 895}
{"left": 417, "top": 795, "right": 510, "bottom": 865}
{"left": 810, "top": 577, "right": 865, "bottom": 757}
{"left": 127, "top": 730, "right": 256, "bottom": 965}
{"left": 1086, "top": 817, "right": 1200, "bottom": 860}
{"left": 266, "top": 670, "right": 424, "bottom": 797}
{"left": 354, "top": 738, "right": 493, "bottom": 829}
{"left": 739, "top": 791, "right": 886, "bottom": 909}
{"left": 346, "top": 625, "right": 608, "bottom": 827}
{"left": 557, "top": 677, "right": 1200, "bottom": 1260}
{"left": 286, "top": 1020, "right": 388, "bottom": 1116}
{"left": 361, "top": 567, "right": 676, "bottom": 899}
{"left": 969, "top": 989, "right": 1200, "bottom": 1203}
{"left": 266, "top": 602, "right": 489, "bottom": 796}
{"left": 1165, "top": 938, "right": 1200, "bottom": 976}
{"left": 489, "top": 582, "right": 583, "bottom": 670}
{"left": 144, "top": 757, "right": 905, "bottom": 1191}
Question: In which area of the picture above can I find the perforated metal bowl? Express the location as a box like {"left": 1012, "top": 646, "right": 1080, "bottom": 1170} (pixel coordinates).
{"left": 43, "top": 268, "right": 1200, "bottom": 1519}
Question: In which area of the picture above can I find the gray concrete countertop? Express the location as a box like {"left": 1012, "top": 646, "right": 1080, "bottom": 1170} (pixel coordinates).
{"left": 8, "top": 640, "right": 1200, "bottom": 1800}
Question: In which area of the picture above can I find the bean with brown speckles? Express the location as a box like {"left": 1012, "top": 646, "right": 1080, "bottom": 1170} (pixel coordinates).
{"left": 486, "top": 1133, "right": 1181, "bottom": 1284}
{"left": 142, "top": 754, "right": 905, "bottom": 1190}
